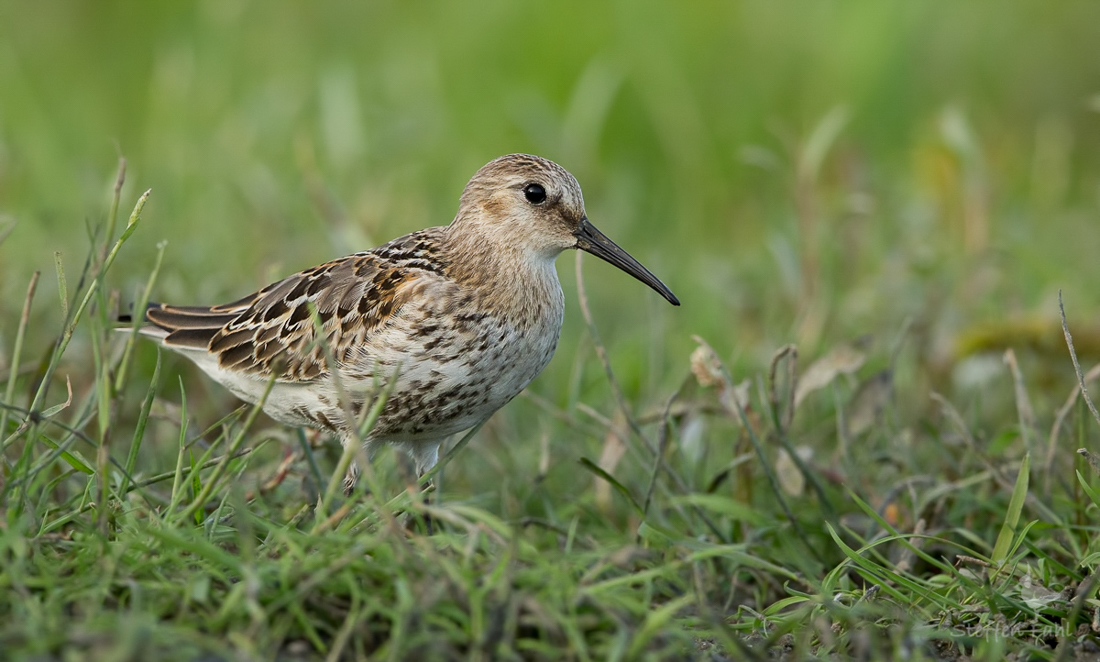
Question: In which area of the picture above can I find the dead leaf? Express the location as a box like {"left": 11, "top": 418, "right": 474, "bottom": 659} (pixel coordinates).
{"left": 691, "top": 336, "right": 751, "bottom": 422}
{"left": 594, "top": 410, "right": 628, "bottom": 513}
{"left": 690, "top": 340, "right": 730, "bottom": 389}
{"left": 679, "top": 412, "right": 706, "bottom": 466}
{"left": 776, "top": 446, "right": 812, "bottom": 497}
{"left": 794, "top": 341, "right": 868, "bottom": 407}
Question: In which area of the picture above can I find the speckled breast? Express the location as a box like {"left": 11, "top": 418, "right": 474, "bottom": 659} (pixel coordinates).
{"left": 348, "top": 287, "right": 566, "bottom": 443}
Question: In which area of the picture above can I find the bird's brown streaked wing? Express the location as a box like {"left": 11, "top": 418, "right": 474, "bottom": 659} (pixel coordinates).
{"left": 145, "top": 253, "right": 421, "bottom": 382}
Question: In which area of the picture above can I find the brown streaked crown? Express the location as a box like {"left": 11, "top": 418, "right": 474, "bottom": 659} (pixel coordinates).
{"left": 449, "top": 153, "right": 588, "bottom": 260}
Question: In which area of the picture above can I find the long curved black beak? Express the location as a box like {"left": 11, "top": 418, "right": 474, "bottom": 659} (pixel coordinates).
{"left": 574, "top": 220, "right": 680, "bottom": 306}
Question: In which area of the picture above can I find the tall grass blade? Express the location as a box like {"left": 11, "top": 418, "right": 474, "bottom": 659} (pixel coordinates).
{"left": 120, "top": 351, "right": 161, "bottom": 497}
{"left": 53, "top": 252, "right": 68, "bottom": 321}
{"left": 0, "top": 271, "right": 39, "bottom": 441}
{"left": 991, "top": 452, "right": 1030, "bottom": 565}
{"left": 578, "top": 457, "right": 641, "bottom": 514}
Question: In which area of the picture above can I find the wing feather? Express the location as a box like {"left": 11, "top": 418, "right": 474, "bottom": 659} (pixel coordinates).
{"left": 141, "top": 229, "right": 449, "bottom": 382}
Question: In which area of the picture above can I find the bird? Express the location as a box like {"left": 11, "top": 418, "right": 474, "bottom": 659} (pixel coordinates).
{"left": 129, "top": 153, "right": 679, "bottom": 494}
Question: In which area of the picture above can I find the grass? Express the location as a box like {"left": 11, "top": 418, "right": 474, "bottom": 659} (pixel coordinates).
{"left": 4, "top": 3, "right": 1100, "bottom": 660}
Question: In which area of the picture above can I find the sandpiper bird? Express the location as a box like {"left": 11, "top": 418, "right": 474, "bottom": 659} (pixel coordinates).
{"left": 132, "top": 154, "right": 679, "bottom": 491}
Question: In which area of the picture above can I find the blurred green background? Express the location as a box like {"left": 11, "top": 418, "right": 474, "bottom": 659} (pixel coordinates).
{"left": 2, "top": 1, "right": 1100, "bottom": 470}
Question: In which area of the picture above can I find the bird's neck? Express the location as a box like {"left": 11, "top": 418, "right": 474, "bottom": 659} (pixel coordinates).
{"left": 443, "top": 224, "right": 566, "bottom": 327}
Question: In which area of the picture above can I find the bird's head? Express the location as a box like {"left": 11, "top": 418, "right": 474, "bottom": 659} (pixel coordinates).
{"left": 454, "top": 153, "right": 679, "bottom": 306}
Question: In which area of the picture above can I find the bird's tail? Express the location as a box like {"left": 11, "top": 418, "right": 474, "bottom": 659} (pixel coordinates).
{"left": 116, "top": 302, "right": 169, "bottom": 340}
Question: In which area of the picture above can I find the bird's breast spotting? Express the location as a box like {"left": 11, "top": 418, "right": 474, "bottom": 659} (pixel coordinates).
{"left": 340, "top": 287, "right": 565, "bottom": 442}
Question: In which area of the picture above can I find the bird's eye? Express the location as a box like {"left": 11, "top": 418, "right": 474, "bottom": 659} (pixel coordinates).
{"left": 523, "top": 183, "right": 547, "bottom": 204}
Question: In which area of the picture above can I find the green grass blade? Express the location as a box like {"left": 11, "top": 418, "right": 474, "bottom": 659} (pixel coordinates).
{"left": 578, "top": 457, "right": 641, "bottom": 514}
{"left": 115, "top": 239, "right": 166, "bottom": 392}
{"left": 1076, "top": 470, "right": 1100, "bottom": 510}
{"left": 53, "top": 251, "right": 68, "bottom": 321}
{"left": 992, "top": 452, "right": 1030, "bottom": 565}
{"left": 0, "top": 272, "right": 40, "bottom": 440}
{"left": 120, "top": 351, "right": 161, "bottom": 496}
